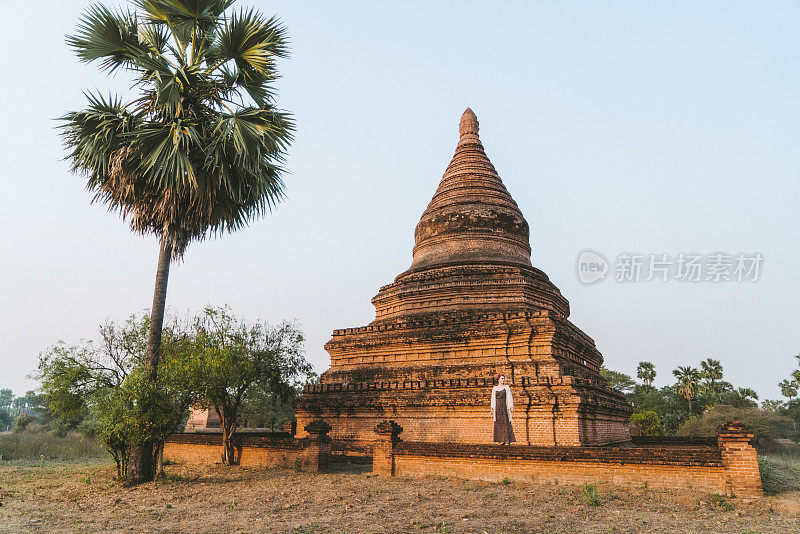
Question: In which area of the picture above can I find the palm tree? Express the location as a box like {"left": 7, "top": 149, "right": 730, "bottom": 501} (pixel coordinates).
{"left": 60, "top": 0, "right": 293, "bottom": 482}
{"left": 779, "top": 379, "right": 798, "bottom": 400}
{"left": 672, "top": 366, "right": 700, "bottom": 414}
{"left": 736, "top": 387, "right": 759, "bottom": 406}
{"left": 699, "top": 357, "right": 724, "bottom": 405}
{"left": 636, "top": 361, "right": 656, "bottom": 387}
{"left": 699, "top": 358, "right": 723, "bottom": 384}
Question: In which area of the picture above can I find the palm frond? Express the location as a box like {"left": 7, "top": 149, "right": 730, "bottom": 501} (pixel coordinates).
{"left": 136, "top": 0, "right": 232, "bottom": 51}
{"left": 59, "top": 92, "right": 138, "bottom": 182}
{"left": 210, "top": 10, "right": 288, "bottom": 77}
{"left": 133, "top": 120, "right": 202, "bottom": 187}
{"left": 67, "top": 4, "right": 140, "bottom": 73}
{"left": 138, "top": 22, "right": 169, "bottom": 54}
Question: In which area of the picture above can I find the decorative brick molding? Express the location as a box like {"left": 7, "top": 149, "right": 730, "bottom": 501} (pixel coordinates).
{"left": 304, "top": 420, "right": 332, "bottom": 438}
{"left": 164, "top": 420, "right": 332, "bottom": 471}
{"left": 394, "top": 441, "right": 723, "bottom": 467}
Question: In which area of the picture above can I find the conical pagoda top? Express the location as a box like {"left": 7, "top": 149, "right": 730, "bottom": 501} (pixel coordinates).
{"left": 409, "top": 108, "right": 532, "bottom": 271}
{"left": 459, "top": 107, "right": 479, "bottom": 136}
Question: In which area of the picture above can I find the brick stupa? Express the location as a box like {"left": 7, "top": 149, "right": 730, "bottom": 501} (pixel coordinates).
{"left": 296, "top": 109, "right": 631, "bottom": 456}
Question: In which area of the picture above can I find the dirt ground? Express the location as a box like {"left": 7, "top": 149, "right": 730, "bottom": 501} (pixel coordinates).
{"left": 1, "top": 460, "right": 799, "bottom": 534}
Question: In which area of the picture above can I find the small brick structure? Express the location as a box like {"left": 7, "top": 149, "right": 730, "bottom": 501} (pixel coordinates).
{"left": 373, "top": 420, "right": 404, "bottom": 476}
{"left": 164, "top": 421, "right": 331, "bottom": 471}
{"left": 371, "top": 420, "right": 763, "bottom": 498}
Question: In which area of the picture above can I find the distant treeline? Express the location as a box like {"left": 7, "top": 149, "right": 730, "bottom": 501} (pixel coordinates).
{"left": 0, "top": 390, "right": 47, "bottom": 432}
{"left": 601, "top": 356, "right": 800, "bottom": 447}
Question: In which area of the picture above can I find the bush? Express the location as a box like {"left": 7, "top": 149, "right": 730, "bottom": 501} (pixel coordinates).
{"left": 581, "top": 484, "right": 602, "bottom": 506}
{"left": 759, "top": 453, "right": 800, "bottom": 495}
{"left": 711, "top": 494, "right": 734, "bottom": 511}
{"left": 46, "top": 418, "right": 75, "bottom": 437}
{"left": 677, "top": 405, "right": 793, "bottom": 449}
{"left": 630, "top": 411, "right": 661, "bottom": 436}
{"left": 12, "top": 414, "right": 35, "bottom": 434}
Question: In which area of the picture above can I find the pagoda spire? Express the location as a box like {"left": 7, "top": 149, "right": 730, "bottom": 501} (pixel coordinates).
{"left": 459, "top": 107, "right": 479, "bottom": 138}
{"left": 408, "top": 108, "right": 532, "bottom": 271}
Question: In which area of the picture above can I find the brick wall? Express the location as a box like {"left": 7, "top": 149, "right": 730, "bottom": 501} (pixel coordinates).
{"left": 163, "top": 426, "right": 331, "bottom": 471}
{"left": 371, "top": 420, "right": 764, "bottom": 499}
{"left": 394, "top": 453, "right": 730, "bottom": 494}
{"left": 297, "top": 400, "right": 629, "bottom": 457}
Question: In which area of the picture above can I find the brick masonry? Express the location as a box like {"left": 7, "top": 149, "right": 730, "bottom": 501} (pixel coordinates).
{"left": 372, "top": 420, "right": 763, "bottom": 498}
{"left": 164, "top": 423, "right": 332, "bottom": 471}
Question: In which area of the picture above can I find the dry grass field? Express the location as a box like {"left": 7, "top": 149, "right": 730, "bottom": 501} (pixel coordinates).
{"left": 2, "top": 458, "right": 800, "bottom": 534}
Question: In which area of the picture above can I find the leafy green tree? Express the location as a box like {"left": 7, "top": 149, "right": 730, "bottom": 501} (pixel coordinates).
{"left": 240, "top": 385, "right": 300, "bottom": 430}
{"left": 60, "top": 0, "right": 294, "bottom": 482}
{"left": 762, "top": 399, "right": 785, "bottom": 412}
{"left": 599, "top": 366, "right": 636, "bottom": 394}
{"left": 719, "top": 387, "right": 759, "bottom": 408}
{"left": 36, "top": 314, "right": 193, "bottom": 479}
{"left": 188, "top": 306, "right": 312, "bottom": 464}
{"left": 636, "top": 361, "right": 656, "bottom": 387}
{"left": 679, "top": 405, "right": 793, "bottom": 449}
{"left": 11, "top": 396, "right": 27, "bottom": 413}
{"left": 12, "top": 414, "right": 35, "bottom": 433}
{"left": 0, "top": 389, "right": 13, "bottom": 411}
{"left": 672, "top": 366, "right": 701, "bottom": 415}
{"left": 0, "top": 409, "right": 11, "bottom": 432}
{"left": 629, "top": 411, "right": 661, "bottom": 436}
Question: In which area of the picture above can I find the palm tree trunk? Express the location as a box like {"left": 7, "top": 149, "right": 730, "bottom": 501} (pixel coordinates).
{"left": 129, "top": 234, "right": 173, "bottom": 484}
{"left": 145, "top": 234, "right": 173, "bottom": 379}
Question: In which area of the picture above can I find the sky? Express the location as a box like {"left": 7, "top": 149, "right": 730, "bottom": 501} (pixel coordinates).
{"left": 0, "top": 1, "right": 798, "bottom": 400}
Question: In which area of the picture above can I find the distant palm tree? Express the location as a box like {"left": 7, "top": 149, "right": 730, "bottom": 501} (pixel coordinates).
{"left": 779, "top": 379, "right": 798, "bottom": 400}
{"left": 673, "top": 366, "right": 701, "bottom": 414}
{"left": 700, "top": 358, "right": 723, "bottom": 384}
{"left": 736, "top": 387, "right": 759, "bottom": 405}
{"left": 636, "top": 361, "right": 656, "bottom": 387}
{"left": 699, "top": 357, "right": 724, "bottom": 405}
{"left": 60, "top": 0, "right": 293, "bottom": 482}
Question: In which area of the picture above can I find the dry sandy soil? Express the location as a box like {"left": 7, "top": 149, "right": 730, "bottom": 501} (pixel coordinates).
{"left": 1, "top": 460, "right": 799, "bottom": 533}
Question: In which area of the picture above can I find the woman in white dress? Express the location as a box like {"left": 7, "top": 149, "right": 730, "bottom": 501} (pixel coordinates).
{"left": 490, "top": 374, "right": 516, "bottom": 445}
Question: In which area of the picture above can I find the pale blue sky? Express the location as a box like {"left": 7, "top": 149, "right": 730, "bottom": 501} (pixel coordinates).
{"left": 1, "top": 1, "right": 798, "bottom": 400}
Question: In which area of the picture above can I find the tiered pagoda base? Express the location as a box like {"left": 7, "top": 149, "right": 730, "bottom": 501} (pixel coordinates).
{"left": 295, "top": 310, "right": 630, "bottom": 457}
